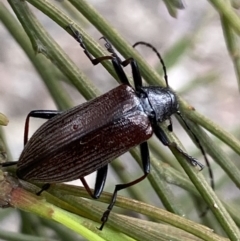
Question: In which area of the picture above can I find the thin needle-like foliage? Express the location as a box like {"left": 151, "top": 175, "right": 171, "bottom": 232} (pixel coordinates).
{"left": 0, "top": 1, "right": 240, "bottom": 241}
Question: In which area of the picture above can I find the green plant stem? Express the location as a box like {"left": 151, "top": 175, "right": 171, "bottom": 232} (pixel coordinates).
{"left": 8, "top": 0, "right": 99, "bottom": 101}
{"left": 47, "top": 185, "right": 226, "bottom": 241}
{"left": 130, "top": 149, "right": 185, "bottom": 216}
{"left": 162, "top": 0, "right": 178, "bottom": 18}
{"left": 182, "top": 119, "right": 240, "bottom": 189}
{"left": 220, "top": 6, "right": 240, "bottom": 91}
{"left": 0, "top": 229, "right": 58, "bottom": 241}
{"left": 11, "top": 189, "right": 107, "bottom": 241}
{"left": 185, "top": 108, "right": 240, "bottom": 157}
{"left": 25, "top": 0, "right": 119, "bottom": 81}
{"left": 0, "top": 3, "right": 71, "bottom": 111}
{"left": 0, "top": 113, "right": 9, "bottom": 126}
{"left": 208, "top": 0, "right": 240, "bottom": 35}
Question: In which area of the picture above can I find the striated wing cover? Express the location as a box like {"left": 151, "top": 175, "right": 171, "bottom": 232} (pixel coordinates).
{"left": 17, "top": 85, "right": 153, "bottom": 182}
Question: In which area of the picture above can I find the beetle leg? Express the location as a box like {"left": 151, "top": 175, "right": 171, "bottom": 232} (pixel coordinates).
{"left": 93, "top": 165, "right": 108, "bottom": 198}
{"left": 67, "top": 25, "right": 113, "bottom": 65}
{"left": 167, "top": 118, "right": 173, "bottom": 132}
{"left": 111, "top": 58, "right": 131, "bottom": 85}
{"left": 99, "top": 142, "right": 150, "bottom": 230}
{"left": 122, "top": 58, "right": 143, "bottom": 91}
{"left": 154, "top": 124, "right": 204, "bottom": 170}
{"left": 36, "top": 183, "right": 51, "bottom": 195}
{"left": 80, "top": 177, "right": 94, "bottom": 197}
{"left": 101, "top": 37, "right": 130, "bottom": 85}
{"left": 100, "top": 37, "right": 143, "bottom": 87}
{"left": 67, "top": 25, "right": 131, "bottom": 85}
{"left": 80, "top": 165, "right": 108, "bottom": 199}
{"left": 99, "top": 37, "right": 144, "bottom": 90}
{"left": 24, "top": 110, "right": 62, "bottom": 145}
{"left": 1, "top": 161, "right": 18, "bottom": 167}
{"left": 176, "top": 111, "right": 214, "bottom": 192}
{"left": 140, "top": 142, "right": 151, "bottom": 173}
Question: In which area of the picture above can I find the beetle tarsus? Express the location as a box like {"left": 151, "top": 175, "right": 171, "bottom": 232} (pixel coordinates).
{"left": 67, "top": 25, "right": 84, "bottom": 46}
{"left": 171, "top": 142, "right": 204, "bottom": 170}
{"left": 68, "top": 25, "right": 113, "bottom": 66}
{"left": 99, "top": 209, "right": 110, "bottom": 230}
{"left": 36, "top": 183, "right": 51, "bottom": 196}
{"left": 1, "top": 161, "right": 18, "bottom": 167}
{"left": 99, "top": 36, "right": 116, "bottom": 55}
{"left": 193, "top": 159, "right": 204, "bottom": 170}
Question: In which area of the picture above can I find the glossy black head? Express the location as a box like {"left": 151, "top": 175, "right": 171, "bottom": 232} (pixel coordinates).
{"left": 140, "top": 86, "right": 178, "bottom": 123}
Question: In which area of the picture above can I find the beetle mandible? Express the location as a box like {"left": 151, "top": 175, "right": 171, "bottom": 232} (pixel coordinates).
{"left": 2, "top": 25, "right": 210, "bottom": 230}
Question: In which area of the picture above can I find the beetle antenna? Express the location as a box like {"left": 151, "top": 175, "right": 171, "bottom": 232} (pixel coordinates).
{"left": 177, "top": 110, "right": 214, "bottom": 214}
{"left": 132, "top": 42, "right": 173, "bottom": 131}
{"left": 132, "top": 41, "right": 169, "bottom": 88}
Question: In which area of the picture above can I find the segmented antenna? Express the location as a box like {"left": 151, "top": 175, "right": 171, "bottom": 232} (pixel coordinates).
{"left": 132, "top": 41, "right": 214, "bottom": 216}
{"left": 133, "top": 41, "right": 169, "bottom": 87}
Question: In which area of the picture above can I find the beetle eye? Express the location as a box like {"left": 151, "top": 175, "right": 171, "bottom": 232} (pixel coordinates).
{"left": 139, "top": 91, "right": 147, "bottom": 99}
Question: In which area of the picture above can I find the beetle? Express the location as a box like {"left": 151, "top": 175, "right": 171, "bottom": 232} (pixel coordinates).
{"left": 1, "top": 25, "right": 210, "bottom": 230}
